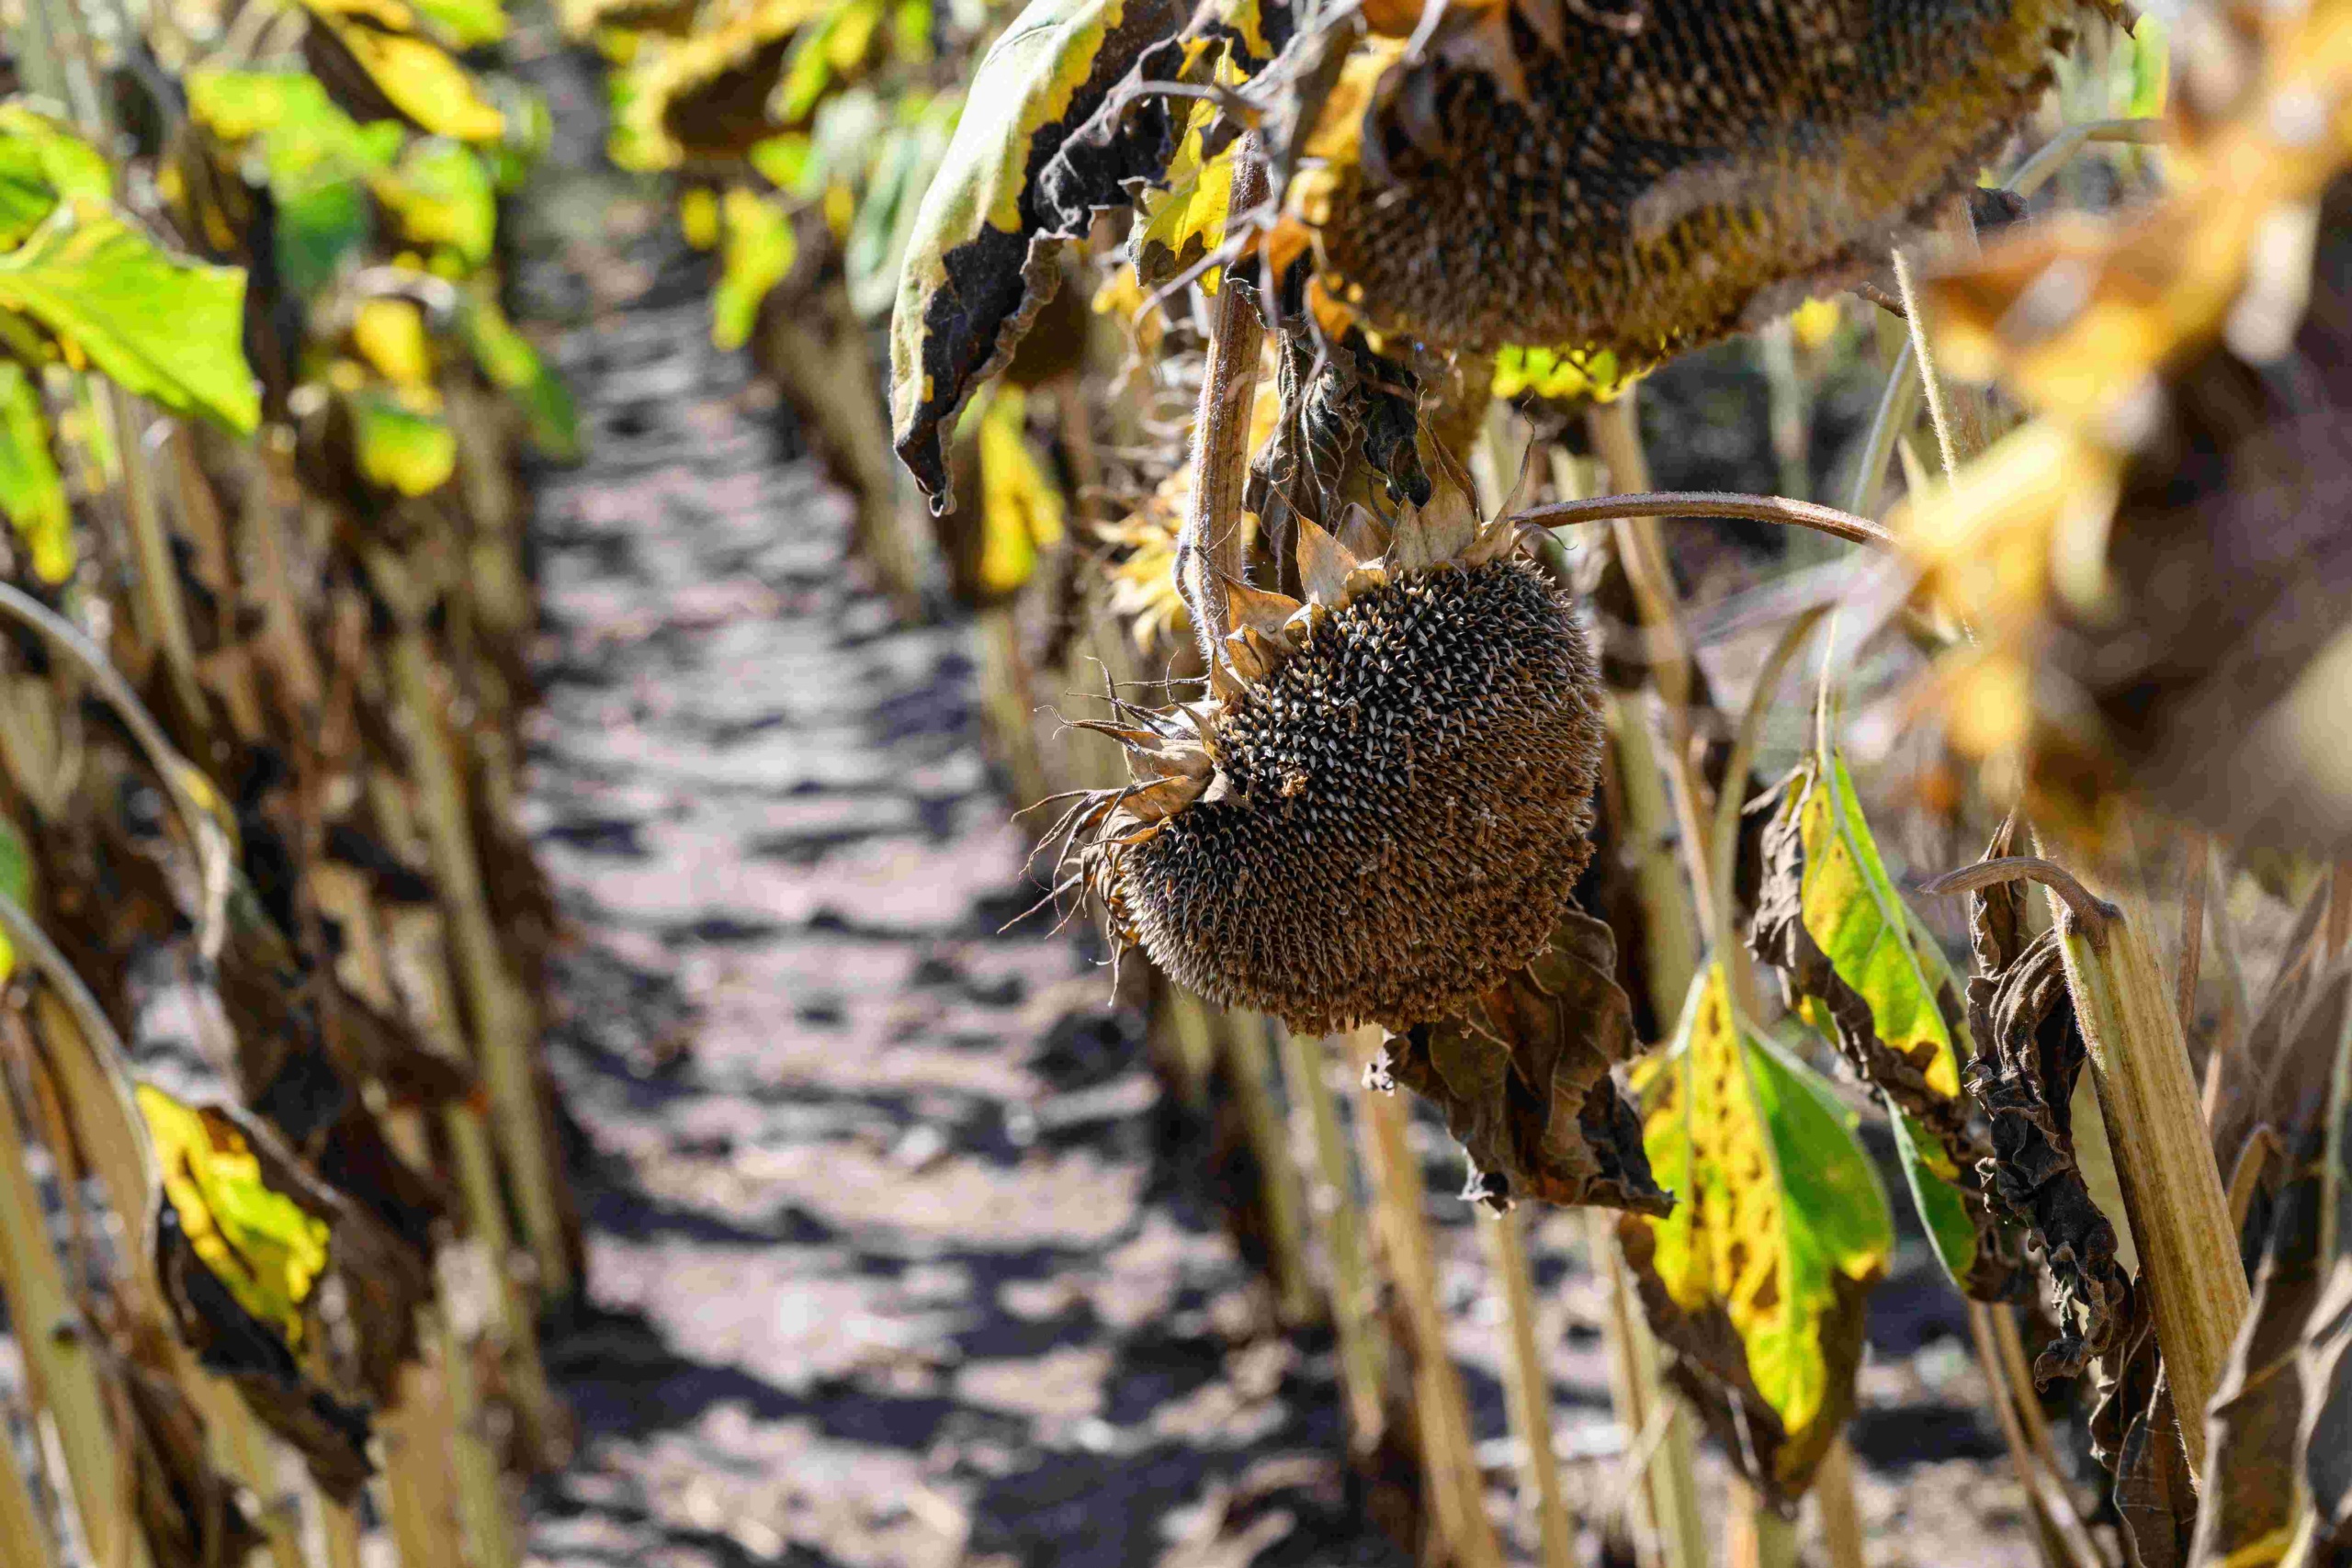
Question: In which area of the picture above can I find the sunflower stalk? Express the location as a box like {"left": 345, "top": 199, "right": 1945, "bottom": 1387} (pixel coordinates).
{"left": 1221, "top": 1009, "right": 1317, "bottom": 1325}
{"left": 375, "top": 566, "right": 572, "bottom": 1302}
{"left": 1477, "top": 1206, "right": 1575, "bottom": 1568}
{"left": 1276, "top": 1024, "right": 1385, "bottom": 1447}
{"left": 1351, "top": 1027, "right": 1505, "bottom": 1568}
{"left": 1176, "top": 137, "right": 1271, "bottom": 671}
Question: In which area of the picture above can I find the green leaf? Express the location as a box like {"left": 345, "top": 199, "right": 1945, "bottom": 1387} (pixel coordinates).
{"left": 712, "top": 186, "right": 796, "bottom": 351}
{"left": 0, "top": 104, "right": 112, "bottom": 252}
{"left": 775, "top": 0, "right": 888, "bottom": 123}
{"left": 0, "top": 205, "right": 259, "bottom": 434}
{"left": 843, "top": 98, "right": 956, "bottom": 320}
{"left": 0, "top": 809, "right": 34, "bottom": 981}
{"left": 187, "top": 71, "right": 402, "bottom": 295}
{"left": 0, "top": 361, "right": 70, "bottom": 583}
{"left": 1492, "top": 344, "right": 1629, "bottom": 404}
{"left": 409, "top": 0, "right": 509, "bottom": 48}
{"left": 347, "top": 383, "right": 457, "bottom": 492}
{"left": 888, "top": 0, "right": 1189, "bottom": 507}
{"left": 372, "top": 138, "right": 496, "bottom": 266}
{"left": 1753, "top": 743, "right": 2019, "bottom": 1298}
{"left": 2128, "top": 13, "right": 2168, "bottom": 120}
{"left": 140, "top": 1084, "right": 334, "bottom": 1349}
{"left": 461, "top": 286, "right": 579, "bottom": 457}
{"left": 1889, "top": 1101, "right": 1979, "bottom": 1284}
{"left": 1622, "top": 964, "right": 1893, "bottom": 1505}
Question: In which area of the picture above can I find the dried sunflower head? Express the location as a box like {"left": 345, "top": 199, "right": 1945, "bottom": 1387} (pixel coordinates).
{"left": 1063, "top": 491, "right": 1605, "bottom": 1034}
{"left": 1286, "top": 0, "right": 2086, "bottom": 360}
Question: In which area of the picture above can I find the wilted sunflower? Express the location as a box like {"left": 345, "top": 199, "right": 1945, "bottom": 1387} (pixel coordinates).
{"left": 1057, "top": 490, "right": 1606, "bottom": 1035}
{"left": 1284, "top": 0, "right": 2088, "bottom": 360}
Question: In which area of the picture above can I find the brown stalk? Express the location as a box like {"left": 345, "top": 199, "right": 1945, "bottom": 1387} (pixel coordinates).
{"left": 1176, "top": 137, "right": 1272, "bottom": 671}
{"left": 1478, "top": 1206, "right": 1575, "bottom": 1568}
{"left": 1351, "top": 1027, "right": 1505, "bottom": 1568}
{"left": 1507, "top": 491, "right": 1894, "bottom": 552}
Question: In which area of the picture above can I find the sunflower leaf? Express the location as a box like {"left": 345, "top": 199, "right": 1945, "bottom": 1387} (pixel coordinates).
{"left": 0, "top": 204, "right": 259, "bottom": 434}
{"left": 0, "top": 360, "right": 70, "bottom": 583}
{"left": 1620, "top": 963, "right": 1894, "bottom": 1506}
{"left": 1753, "top": 744, "right": 2019, "bottom": 1299}
{"left": 887, "top": 0, "right": 1189, "bottom": 507}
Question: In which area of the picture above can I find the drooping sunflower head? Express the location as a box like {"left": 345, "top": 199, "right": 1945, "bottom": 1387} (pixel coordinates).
{"left": 1287, "top": 0, "right": 2086, "bottom": 361}
{"left": 1064, "top": 493, "right": 1605, "bottom": 1035}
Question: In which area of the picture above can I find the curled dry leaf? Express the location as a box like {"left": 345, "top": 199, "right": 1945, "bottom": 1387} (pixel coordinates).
{"left": 118, "top": 1347, "right": 267, "bottom": 1568}
{"left": 890, "top": 0, "right": 1272, "bottom": 506}
{"left": 1370, "top": 905, "right": 1668, "bottom": 1214}
{"left": 1752, "top": 744, "right": 2018, "bottom": 1300}
{"left": 1619, "top": 964, "right": 1894, "bottom": 1508}
{"left": 2093, "top": 1297, "right": 2195, "bottom": 1568}
{"left": 1959, "top": 818, "right": 2130, "bottom": 1385}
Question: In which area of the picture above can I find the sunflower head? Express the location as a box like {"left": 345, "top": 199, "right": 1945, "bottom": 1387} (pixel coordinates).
{"left": 1291, "top": 0, "right": 2085, "bottom": 361}
{"left": 1064, "top": 491, "right": 1605, "bottom": 1034}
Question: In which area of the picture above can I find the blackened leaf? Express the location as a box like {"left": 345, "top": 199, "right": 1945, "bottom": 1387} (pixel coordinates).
{"left": 1962, "top": 819, "right": 2131, "bottom": 1385}
{"left": 1753, "top": 747, "right": 2018, "bottom": 1299}
{"left": 1373, "top": 907, "right": 1668, "bottom": 1215}
{"left": 888, "top": 0, "right": 1186, "bottom": 508}
{"left": 1619, "top": 964, "right": 1894, "bottom": 1507}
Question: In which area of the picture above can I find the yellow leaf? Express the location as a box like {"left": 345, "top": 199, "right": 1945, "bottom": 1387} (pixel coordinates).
{"left": 679, "top": 186, "right": 719, "bottom": 249}
{"left": 1624, "top": 965, "right": 1892, "bottom": 1502}
{"left": 139, "top": 1084, "right": 332, "bottom": 1350}
{"left": 971, "top": 384, "right": 1064, "bottom": 595}
{"left": 352, "top": 297, "right": 433, "bottom": 385}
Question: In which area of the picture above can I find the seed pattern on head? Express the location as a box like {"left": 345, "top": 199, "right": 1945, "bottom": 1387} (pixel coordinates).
{"left": 1080, "top": 536, "right": 1605, "bottom": 1035}
{"left": 1314, "top": 0, "right": 2082, "bottom": 357}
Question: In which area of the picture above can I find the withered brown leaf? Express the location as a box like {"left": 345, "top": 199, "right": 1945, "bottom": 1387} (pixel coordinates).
{"left": 1962, "top": 818, "right": 2130, "bottom": 1384}
{"left": 1370, "top": 905, "right": 1667, "bottom": 1215}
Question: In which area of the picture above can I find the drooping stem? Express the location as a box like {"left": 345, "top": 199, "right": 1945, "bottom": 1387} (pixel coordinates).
{"left": 1508, "top": 490, "right": 1894, "bottom": 551}
{"left": 1177, "top": 137, "right": 1272, "bottom": 673}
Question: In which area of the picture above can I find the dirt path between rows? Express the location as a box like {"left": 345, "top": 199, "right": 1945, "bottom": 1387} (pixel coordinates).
{"left": 503, "top": 31, "right": 1402, "bottom": 1568}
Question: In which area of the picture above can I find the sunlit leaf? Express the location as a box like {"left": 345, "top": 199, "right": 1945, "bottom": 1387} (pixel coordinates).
{"left": 408, "top": 0, "right": 508, "bottom": 47}
{"left": 353, "top": 297, "right": 434, "bottom": 384}
{"left": 679, "top": 184, "right": 719, "bottom": 248}
{"left": 712, "top": 185, "right": 797, "bottom": 351}
{"left": 1491, "top": 344, "right": 1628, "bottom": 404}
{"left": 0, "top": 361, "right": 70, "bottom": 584}
{"left": 187, "top": 70, "right": 403, "bottom": 295}
{"left": 1132, "top": 95, "right": 1231, "bottom": 292}
{"left": 888, "top": 0, "right": 1191, "bottom": 507}
{"left": 775, "top": 0, "right": 888, "bottom": 123}
{"left": 0, "top": 104, "right": 113, "bottom": 252}
{"left": 347, "top": 379, "right": 457, "bottom": 493}
{"left": 461, "top": 285, "right": 579, "bottom": 457}
{"left": 1621, "top": 964, "right": 1894, "bottom": 1505}
{"left": 616, "top": 0, "right": 833, "bottom": 170}
{"left": 0, "top": 810, "right": 32, "bottom": 980}
{"left": 0, "top": 203, "right": 260, "bottom": 434}
{"left": 302, "top": 0, "right": 509, "bottom": 143}
{"left": 966, "top": 383, "right": 1063, "bottom": 595}
{"left": 372, "top": 138, "right": 496, "bottom": 266}
{"left": 140, "top": 1084, "right": 333, "bottom": 1351}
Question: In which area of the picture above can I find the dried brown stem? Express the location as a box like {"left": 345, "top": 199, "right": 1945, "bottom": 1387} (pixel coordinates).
{"left": 1508, "top": 491, "right": 1894, "bottom": 551}
{"left": 1176, "top": 137, "right": 1271, "bottom": 672}
{"left": 1921, "top": 857, "right": 2118, "bottom": 931}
